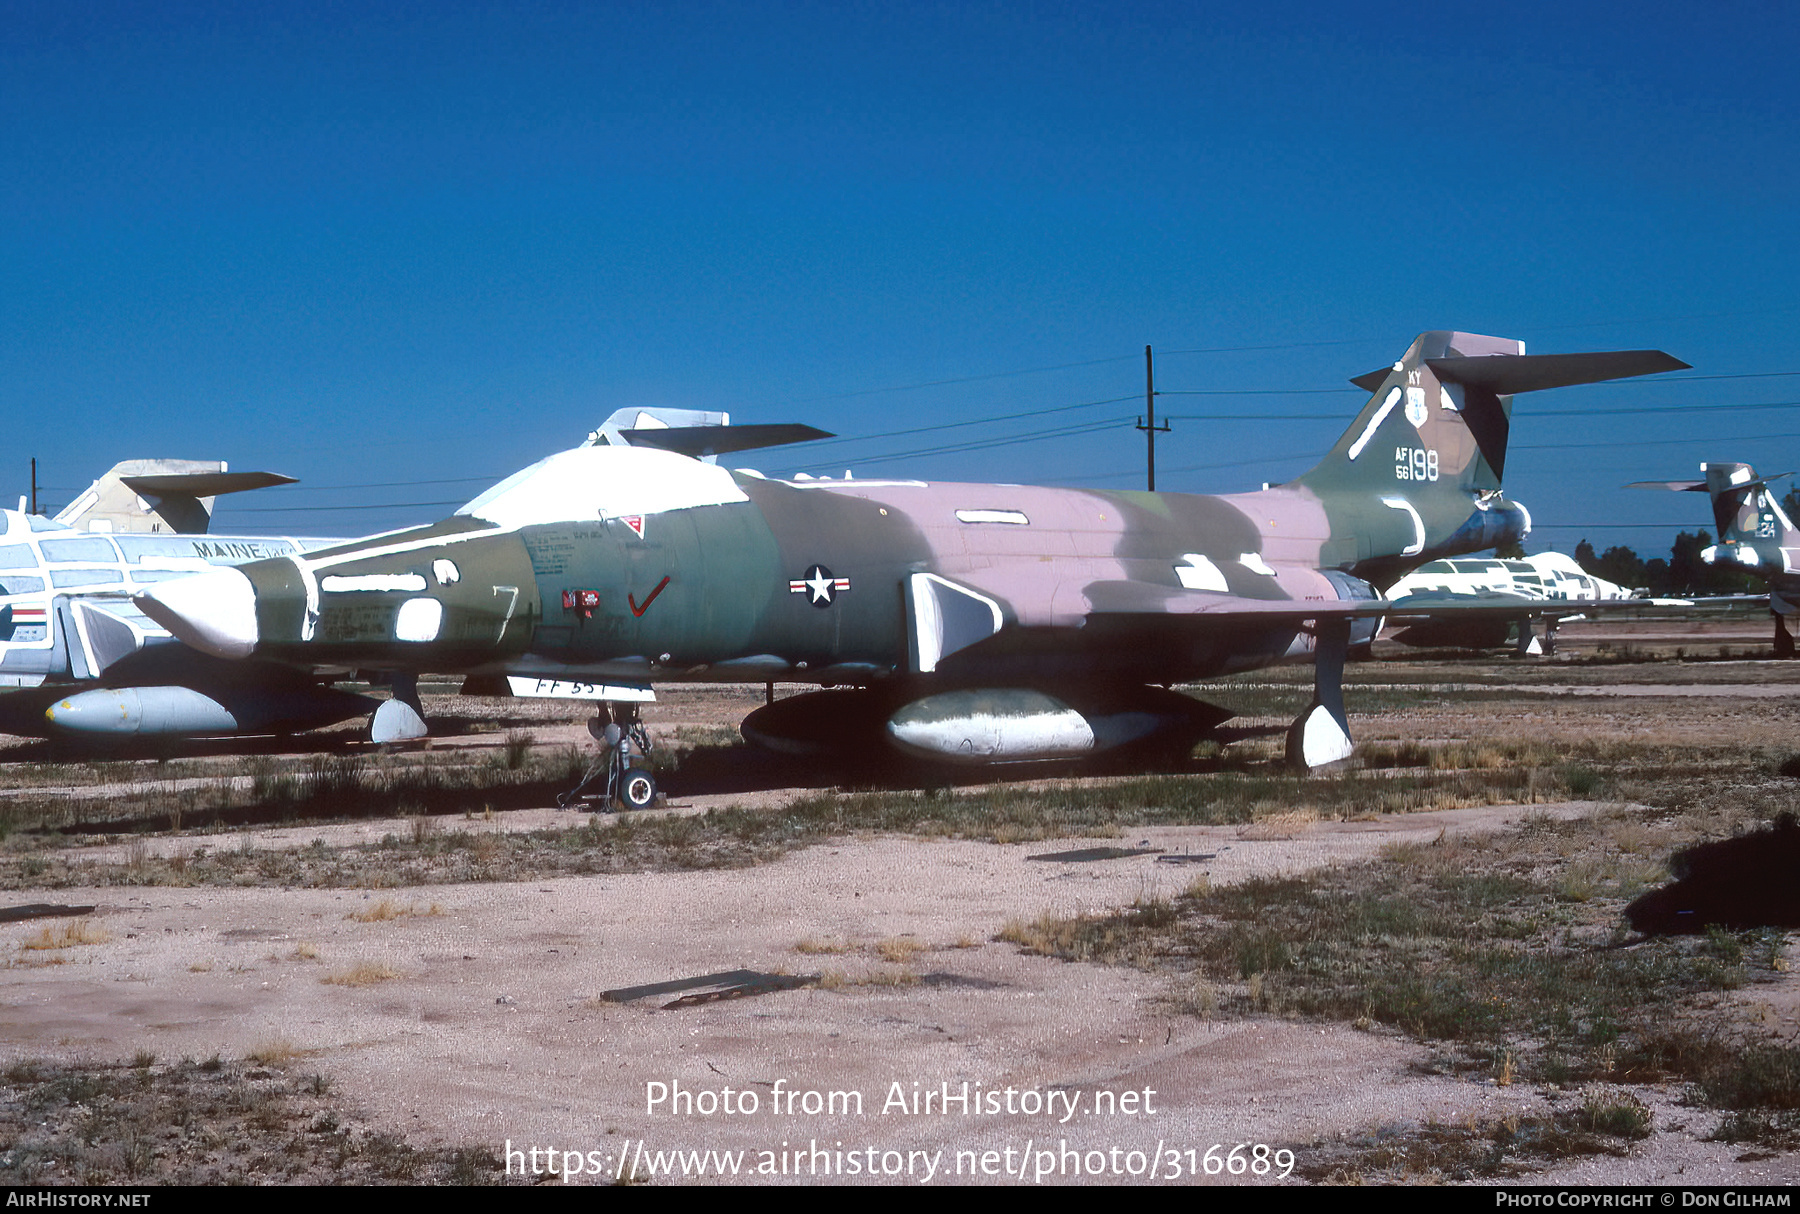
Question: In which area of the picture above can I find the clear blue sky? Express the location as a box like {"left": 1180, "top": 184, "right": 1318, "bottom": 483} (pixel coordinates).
{"left": 5, "top": 1, "right": 1797, "bottom": 559}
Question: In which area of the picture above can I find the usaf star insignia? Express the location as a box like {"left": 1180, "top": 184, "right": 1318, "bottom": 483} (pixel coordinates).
{"left": 789, "top": 564, "right": 850, "bottom": 608}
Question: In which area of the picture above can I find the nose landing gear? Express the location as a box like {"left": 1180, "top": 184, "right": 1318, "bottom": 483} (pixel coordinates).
{"left": 559, "top": 702, "right": 658, "bottom": 811}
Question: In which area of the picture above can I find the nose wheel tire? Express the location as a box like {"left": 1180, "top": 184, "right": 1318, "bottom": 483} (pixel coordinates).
{"left": 619, "top": 767, "right": 658, "bottom": 811}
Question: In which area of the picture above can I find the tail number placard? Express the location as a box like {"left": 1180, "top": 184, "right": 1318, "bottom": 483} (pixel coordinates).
{"left": 1395, "top": 447, "right": 1438, "bottom": 482}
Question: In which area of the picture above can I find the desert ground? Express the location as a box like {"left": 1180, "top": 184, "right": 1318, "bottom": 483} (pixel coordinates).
{"left": 4, "top": 610, "right": 1800, "bottom": 1186}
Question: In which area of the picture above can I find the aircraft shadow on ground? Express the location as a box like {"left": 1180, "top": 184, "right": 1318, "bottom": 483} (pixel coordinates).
{"left": 14, "top": 721, "right": 1283, "bottom": 838}
{"left": 1626, "top": 813, "right": 1800, "bottom": 933}
{"left": 658, "top": 723, "right": 1285, "bottom": 798}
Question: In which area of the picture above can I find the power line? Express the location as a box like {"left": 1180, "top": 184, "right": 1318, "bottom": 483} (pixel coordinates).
{"left": 771, "top": 417, "right": 1135, "bottom": 471}
{"left": 765, "top": 301, "right": 1800, "bottom": 407}
{"left": 782, "top": 353, "right": 1140, "bottom": 404}
{"left": 1529, "top": 523, "right": 1724, "bottom": 529}
{"left": 1156, "top": 388, "right": 1358, "bottom": 397}
{"left": 794, "top": 395, "right": 1138, "bottom": 450}
{"left": 219, "top": 500, "right": 468, "bottom": 514}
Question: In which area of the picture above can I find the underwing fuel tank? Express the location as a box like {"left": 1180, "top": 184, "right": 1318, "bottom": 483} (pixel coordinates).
{"left": 43, "top": 684, "right": 377, "bottom": 738}
{"left": 742, "top": 686, "right": 1231, "bottom": 764}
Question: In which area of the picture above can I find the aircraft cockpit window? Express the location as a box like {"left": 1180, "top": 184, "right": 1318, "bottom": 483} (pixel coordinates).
{"left": 41, "top": 538, "right": 118, "bottom": 563}
{"left": 50, "top": 568, "right": 123, "bottom": 588}
{"left": 1417, "top": 560, "right": 1454, "bottom": 573}
{"left": 0, "top": 575, "right": 44, "bottom": 595}
{"left": 27, "top": 516, "right": 70, "bottom": 533}
{"left": 0, "top": 544, "right": 38, "bottom": 570}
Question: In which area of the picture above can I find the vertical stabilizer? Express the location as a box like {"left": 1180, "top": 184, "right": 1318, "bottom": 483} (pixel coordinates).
{"left": 1299, "top": 333, "right": 1687, "bottom": 575}
{"left": 52, "top": 461, "right": 297, "bottom": 534}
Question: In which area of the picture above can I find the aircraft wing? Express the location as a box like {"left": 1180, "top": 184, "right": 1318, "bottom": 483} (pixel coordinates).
{"left": 1071, "top": 582, "right": 1689, "bottom": 625}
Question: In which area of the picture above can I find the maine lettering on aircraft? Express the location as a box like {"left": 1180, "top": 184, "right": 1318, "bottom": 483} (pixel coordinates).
{"left": 188, "top": 539, "right": 293, "bottom": 561}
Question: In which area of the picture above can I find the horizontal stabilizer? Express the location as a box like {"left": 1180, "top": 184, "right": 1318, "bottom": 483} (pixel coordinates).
{"left": 1625, "top": 472, "right": 1793, "bottom": 494}
{"left": 1626, "top": 479, "right": 1709, "bottom": 493}
{"left": 1425, "top": 350, "right": 1689, "bottom": 394}
{"left": 1350, "top": 350, "right": 1688, "bottom": 394}
{"left": 120, "top": 471, "right": 297, "bottom": 497}
{"left": 619, "top": 423, "right": 834, "bottom": 458}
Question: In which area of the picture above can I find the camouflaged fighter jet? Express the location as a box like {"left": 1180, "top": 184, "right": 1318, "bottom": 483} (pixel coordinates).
{"left": 1630, "top": 462, "right": 1800, "bottom": 657}
{"left": 133, "top": 332, "right": 1687, "bottom": 787}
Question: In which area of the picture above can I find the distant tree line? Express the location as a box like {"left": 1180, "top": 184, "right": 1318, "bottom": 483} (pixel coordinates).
{"left": 1571, "top": 535, "right": 1761, "bottom": 596}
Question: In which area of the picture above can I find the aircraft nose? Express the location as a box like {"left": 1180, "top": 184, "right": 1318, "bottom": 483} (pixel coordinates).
{"left": 133, "top": 567, "right": 261, "bottom": 659}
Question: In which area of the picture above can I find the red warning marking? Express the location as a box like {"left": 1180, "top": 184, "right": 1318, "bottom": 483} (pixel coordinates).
{"left": 621, "top": 515, "right": 646, "bottom": 539}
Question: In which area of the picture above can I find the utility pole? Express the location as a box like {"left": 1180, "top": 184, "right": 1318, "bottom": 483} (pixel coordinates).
{"left": 29, "top": 458, "right": 37, "bottom": 515}
{"left": 1135, "top": 345, "right": 1169, "bottom": 491}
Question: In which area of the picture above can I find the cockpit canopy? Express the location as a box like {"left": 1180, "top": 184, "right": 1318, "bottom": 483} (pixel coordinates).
{"left": 456, "top": 445, "right": 749, "bottom": 529}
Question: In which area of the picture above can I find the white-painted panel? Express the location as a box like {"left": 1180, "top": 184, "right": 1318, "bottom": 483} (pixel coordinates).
{"left": 1175, "top": 554, "right": 1227, "bottom": 592}
{"left": 954, "top": 509, "right": 1030, "bottom": 525}
{"left": 322, "top": 574, "right": 428, "bottom": 593}
{"left": 394, "top": 597, "right": 443, "bottom": 642}
{"left": 504, "top": 677, "right": 656, "bottom": 702}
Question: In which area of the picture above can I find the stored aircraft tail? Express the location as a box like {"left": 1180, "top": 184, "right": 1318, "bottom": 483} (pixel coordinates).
{"left": 53, "top": 460, "right": 297, "bottom": 535}
{"left": 1629, "top": 462, "right": 1798, "bottom": 549}
{"left": 1295, "top": 331, "right": 1688, "bottom": 578}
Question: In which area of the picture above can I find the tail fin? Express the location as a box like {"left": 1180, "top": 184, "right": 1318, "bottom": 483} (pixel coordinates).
{"left": 1297, "top": 332, "right": 1687, "bottom": 572}
{"left": 52, "top": 460, "right": 296, "bottom": 534}
{"left": 1697, "top": 463, "right": 1795, "bottom": 546}
{"left": 1630, "top": 461, "right": 1797, "bottom": 552}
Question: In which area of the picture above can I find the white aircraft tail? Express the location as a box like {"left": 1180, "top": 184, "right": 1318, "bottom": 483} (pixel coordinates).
{"left": 52, "top": 460, "right": 296, "bottom": 534}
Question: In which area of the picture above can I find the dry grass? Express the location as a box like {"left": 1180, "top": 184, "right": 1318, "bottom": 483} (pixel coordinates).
{"left": 289, "top": 943, "right": 320, "bottom": 961}
{"left": 19, "top": 920, "right": 110, "bottom": 950}
{"left": 794, "top": 937, "right": 852, "bottom": 955}
{"left": 1238, "top": 809, "right": 1319, "bottom": 840}
{"left": 244, "top": 1038, "right": 302, "bottom": 1066}
{"left": 874, "top": 937, "right": 924, "bottom": 964}
{"left": 346, "top": 898, "right": 440, "bottom": 922}
{"left": 321, "top": 961, "right": 401, "bottom": 987}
